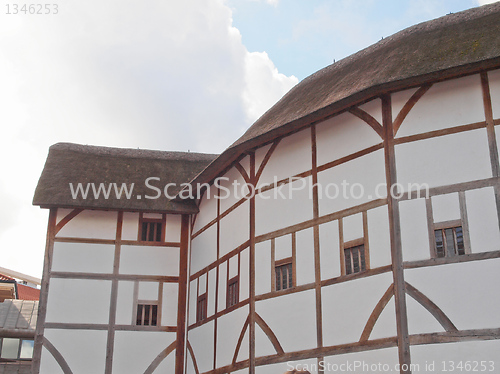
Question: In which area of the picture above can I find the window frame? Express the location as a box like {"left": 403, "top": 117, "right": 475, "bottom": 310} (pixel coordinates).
{"left": 135, "top": 301, "right": 159, "bottom": 326}
{"left": 226, "top": 276, "right": 239, "bottom": 308}
{"left": 0, "top": 338, "right": 34, "bottom": 361}
{"left": 433, "top": 221, "right": 466, "bottom": 258}
{"left": 197, "top": 293, "right": 207, "bottom": 322}
{"left": 274, "top": 257, "right": 294, "bottom": 292}
{"left": 138, "top": 213, "right": 166, "bottom": 243}
{"left": 343, "top": 242, "right": 367, "bottom": 275}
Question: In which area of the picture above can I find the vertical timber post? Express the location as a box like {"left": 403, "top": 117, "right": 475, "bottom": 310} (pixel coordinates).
{"left": 176, "top": 214, "right": 190, "bottom": 374}
{"left": 249, "top": 152, "right": 256, "bottom": 374}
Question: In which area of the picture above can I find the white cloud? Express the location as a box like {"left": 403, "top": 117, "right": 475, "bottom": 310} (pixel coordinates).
{"left": 476, "top": 0, "right": 499, "bottom": 5}
{"left": 0, "top": 0, "right": 296, "bottom": 277}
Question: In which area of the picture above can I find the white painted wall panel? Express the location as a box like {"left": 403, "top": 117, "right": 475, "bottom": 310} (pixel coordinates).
{"left": 39, "top": 345, "right": 64, "bottom": 374}
{"left": 190, "top": 225, "right": 217, "bottom": 276}
{"left": 404, "top": 258, "right": 500, "bottom": 330}
{"left": 208, "top": 268, "right": 217, "bottom": 317}
{"left": 255, "top": 324, "right": 276, "bottom": 357}
{"left": 432, "top": 193, "right": 460, "bottom": 222}
{"left": 119, "top": 246, "right": 179, "bottom": 276}
{"left": 274, "top": 234, "right": 291, "bottom": 261}
{"left": 256, "top": 290, "right": 317, "bottom": 352}
{"left": 46, "top": 278, "right": 111, "bottom": 324}
{"left": 165, "top": 214, "right": 182, "bottom": 242}
{"left": 369, "top": 297, "right": 396, "bottom": 340}
{"left": 466, "top": 187, "right": 500, "bottom": 253}
{"left": 216, "top": 305, "right": 248, "bottom": 368}
{"left": 488, "top": 68, "right": 500, "bottom": 119}
{"left": 43, "top": 329, "right": 107, "bottom": 374}
{"left": 152, "top": 346, "right": 176, "bottom": 374}
{"left": 367, "top": 206, "right": 392, "bottom": 268}
{"left": 161, "top": 282, "right": 178, "bottom": 326}
{"left": 396, "top": 129, "right": 492, "bottom": 188}
{"left": 255, "top": 241, "right": 271, "bottom": 296}
{"left": 193, "top": 184, "right": 218, "bottom": 233}
{"left": 396, "top": 74, "right": 484, "bottom": 137}
{"left": 391, "top": 87, "right": 419, "bottom": 122}
{"left": 115, "top": 280, "right": 134, "bottom": 325}
{"left": 399, "top": 198, "right": 431, "bottom": 262}
{"left": 342, "top": 213, "right": 363, "bottom": 242}
{"left": 255, "top": 143, "right": 273, "bottom": 175}
{"left": 220, "top": 201, "right": 249, "bottom": 257}
{"left": 323, "top": 347, "right": 399, "bottom": 373}
{"left": 188, "top": 321, "right": 214, "bottom": 373}
{"left": 219, "top": 166, "right": 249, "bottom": 214}
{"left": 405, "top": 293, "right": 444, "bottom": 335}
{"left": 217, "top": 262, "right": 227, "bottom": 313}
{"left": 316, "top": 111, "right": 382, "bottom": 167}
{"left": 318, "top": 150, "right": 386, "bottom": 216}
{"left": 52, "top": 242, "right": 115, "bottom": 274}
{"left": 188, "top": 280, "right": 197, "bottom": 326}
{"left": 322, "top": 272, "right": 393, "bottom": 346}
{"left": 256, "top": 176, "right": 313, "bottom": 236}
{"left": 138, "top": 281, "right": 159, "bottom": 300}
{"left": 113, "top": 331, "right": 175, "bottom": 374}
{"left": 319, "top": 220, "right": 341, "bottom": 281}
{"left": 359, "top": 98, "right": 383, "bottom": 125}
{"left": 256, "top": 128, "right": 312, "bottom": 189}
{"left": 229, "top": 255, "right": 238, "bottom": 278}
{"left": 56, "top": 209, "right": 117, "bottom": 240}
{"left": 295, "top": 228, "right": 315, "bottom": 286}
{"left": 121, "top": 212, "right": 139, "bottom": 240}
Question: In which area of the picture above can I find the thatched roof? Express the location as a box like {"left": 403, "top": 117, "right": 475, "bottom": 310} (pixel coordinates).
{"left": 191, "top": 2, "right": 500, "bottom": 186}
{"left": 33, "top": 143, "right": 217, "bottom": 213}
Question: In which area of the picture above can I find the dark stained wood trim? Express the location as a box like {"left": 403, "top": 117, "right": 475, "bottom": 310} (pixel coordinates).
{"left": 143, "top": 341, "right": 177, "bottom": 374}
{"left": 404, "top": 250, "right": 500, "bottom": 269}
{"left": 44, "top": 323, "right": 109, "bottom": 330}
{"left": 213, "top": 193, "right": 221, "bottom": 370}
{"left": 249, "top": 152, "right": 256, "bottom": 374}
{"left": 255, "top": 313, "right": 284, "bottom": 354}
{"left": 433, "top": 219, "right": 462, "bottom": 230}
{"left": 42, "top": 337, "right": 73, "bottom": 374}
{"left": 270, "top": 238, "right": 276, "bottom": 292}
{"left": 339, "top": 218, "right": 345, "bottom": 276}
{"left": 360, "top": 284, "right": 394, "bottom": 342}
{"left": 122, "top": 240, "right": 181, "bottom": 247}
{"left": 257, "top": 282, "right": 315, "bottom": 302}
{"left": 409, "top": 328, "right": 500, "bottom": 345}
{"left": 343, "top": 237, "right": 364, "bottom": 249}
{"left": 393, "top": 84, "right": 432, "bottom": 136}
{"left": 458, "top": 191, "right": 472, "bottom": 254}
{"left": 54, "top": 237, "right": 116, "bottom": 245}
{"left": 187, "top": 340, "right": 201, "bottom": 374}
{"left": 405, "top": 282, "right": 457, "bottom": 333}
{"left": 55, "top": 208, "right": 83, "bottom": 235}
{"left": 32, "top": 208, "right": 57, "bottom": 374}
{"left": 53, "top": 237, "right": 180, "bottom": 247}
{"left": 291, "top": 233, "right": 297, "bottom": 288}
{"left": 104, "top": 211, "right": 123, "bottom": 374}
{"left": 425, "top": 198, "right": 436, "bottom": 258}
{"left": 232, "top": 315, "right": 249, "bottom": 365}
{"left": 50, "top": 272, "right": 179, "bottom": 283}
{"left": 348, "top": 107, "right": 384, "bottom": 138}
{"left": 322, "top": 265, "right": 393, "bottom": 288}
{"left": 394, "top": 120, "right": 487, "bottom": 145}
{"left": 255, "top": 140, "right": 281, "bottom": 183}
{"left": 115, "top": 324, "right": 177, "bottom": 332}
{"left": 362, "top": 211, "right": 371, "bottom": 270}
{"left": 234, "top": 162, "right": 251, "bottom": 185}
{"left": 317, "top": 143, "right": 384, "bottom": 174}
{"left": 176, "top": 214, "right": 190, "bottom": 374}
{"left": 382, "top": 94, "right": 411, "bottom": 373}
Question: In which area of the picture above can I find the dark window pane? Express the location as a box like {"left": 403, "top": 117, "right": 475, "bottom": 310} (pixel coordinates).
{"left": 359, "top": 245, "right": 366, "bottom": 271}
{"left": 352, "top": 248, "right": 360, "bottom": 273}
{"left": 151, "top": 305, "right": 158, "bottom": 326}
{"left": 275, "top": 262, "right": 293, "bottom": 291}
{"left": 141, "top": 222, "right": 148, "bottom": 241}
{"left": 144, "top": 305, "right": 151, "bottom": 325}
{"left": 344, "top": 249, "right": 352, "bottom": 275}
{"left": 444, "top": 228, "right": 455, "bottom": 256}
{"left": 155, "top": 223, "right": 162, "bottom": 242}
{"left": 435, "top": 230, "right": 445, "bottom": 257}
{"left": 455, "top": 227, "right": 465, "bottom": 255}
{"left": 136, "top": 304, "right": 143, "bottom": 325}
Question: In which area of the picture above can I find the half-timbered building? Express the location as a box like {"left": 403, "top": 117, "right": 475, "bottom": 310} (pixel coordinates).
{"left": 33, "top": 3, "right": 500, "bottom": 374}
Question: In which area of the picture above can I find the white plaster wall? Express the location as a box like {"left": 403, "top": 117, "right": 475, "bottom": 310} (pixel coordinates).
{"left": 359, "top": 98, "right": 383, "bottom": 125}
{"left": 215, "top": 305, "right": 248, "bottom": 368}
{"left": 218, "top": 166, "right": 249, "bottom": 213}
{"left": 56, "top": 209, "right": 117, "bottom": 240}
{"left": 322, "top": 272, "right": 393, "bottom": 346}
{"left": 342, "top": 213, "right": 363, "bottom": 242}
{"left": 391, "top": 87, "right": 419, "bottom": 122}
{"left": 369, "top": 297, "right": 397, "bottom": 340}
{"left": 255, "top": 323, "right": 277, "bottom": 357}
{"left": 319, "top": 220, "right": 341, "bottom": 281}
{"left": 112, "top": 331, "right": 175, "bottom": 374}
{"left": 240, "top": 248, "right": 250, "bottom": 301}
{"left": 411, "top": 340, "right": 500, "bottom": 372}
{"left": 217, "top": 262, "right": 227, "bottom": 313}
{"left": 236, "top": 328, "right": 249, "bottom": 362}
{"left": 323, "top": 347, "right": 399, "bottom": 374}
{"left": 255, "top": 142, "right": 273, "bottom": 175}
{"left": 152, "top": 346, "right": 176, "bottom": 374}
{"left": 315, "top": 110, "right": 382, "bottom": 167}
{"left": 190, "top": 224, "right": 217, "bottom": 276}
{"left": 274, "top": 234, "right": 291, "bottom": 261}
{"left": 208, "top": 268, "right": 217, "bottom": 317}
{"left": 255, "top": 176, "right": 313, "bottom": 236}
{"left": 255, "top": 241, "right": 271, "bottom": 295}
{"left": 188, "top": 279, "right": 197, "bottom": 326}
{"left": 165, "top": 214, "right": 182, "bottom": 242}
{"left": 162, "top": 282, "right": 178, "bottom": 326}
{"left": 219, "top": 201, "right": 249, "bottom": 257}
{"left": 367, "top": 205, "right": 392, "bottom": 268}
{"left": 256, "top": 128, "right": 312, "bottom": 189}
{"left": 256, "top": 289, "right": 317, "bottom": 352}
{"left": 317, "top": 150, "right": 386, "bottom": 216}
{"left": 138, "top": 281, "right": 159, "bottom": 300}
{"left": 488, "top": 68, "right": 500, "bottom": 119}
{"left": 396, "top": 74, "right": 484, "bottom": 138}
{"left": 119, "top": 246, "right": 179, "bottom": 276}
{"left": 295, "top": 228, "right": 315, "bottom": 286}
{"left": 193, "top": 184, "right": 218, "bottom": 233}
{"left": 399, "top": 198, "right": 430, "bottom": 262}
{"left": 405, "top": 293, "right": 444, "bottom": 336}
{"left": 466, "top": 187, "right": 500, "bottom": 253}
{"left": 43, "top": 328, "right": 107, "bottom": 374}
{"left": 121, "top": 212, "right": 139, "bottom": 240}
{"left": 46, "top": 278, "right": 111, "bottom": 324}
{"left": 115, "top": 280, "right": 134, "bottom": 325}
{"left": 432, "top": 193, "right": 460, "bottom": 222}
{"left": 396, "top": 129, "right": 492, "bottom": 188}
{"left": 188, "top": 320, "right": 214, "bottom": 373}
{"left": 404, "top": 258, "right": 500, "bottom": 330}
{"left": 51, "top": 242, "right": 115, "bottom": 274}
{"left": 229, "top": 255, "right": 238, "bottom": 278}
{"left": 39, "top": 345, "right": 64, "bottom": 374}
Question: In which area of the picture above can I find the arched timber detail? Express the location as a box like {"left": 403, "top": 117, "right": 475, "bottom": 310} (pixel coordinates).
{"left": 348, "top": 107, "right": 384, "bottom": 138}
{"left": 360, "top": 283, "right": 394, "bottom": 342}
{"left": 42, "top": 337, "right": 74, "bottom": 374}
{"left": 55, "top": 208, "right": 83, "bottom": 235}
{"left": 143, "top": 341, "right": 176, "bottom": 374}
{"left": 255, "top": 313, "right": 285, "bottom": 355}
{"left": 393, "top": 84, "right": 432, "bottom": 136}
{"left": 232, "top": 315, "right": 250, "bottom": 365}
{"left": 255, "top": 139, "right": 281, "bottom": 183}
{"left": 405, "top": 282, "right": 458, "bottom": 332}
{"left": 234, "top": 162, "right": 251, "bottom": 185}
{"left": 186, "top": 340, "right": 200, "bottom": 374}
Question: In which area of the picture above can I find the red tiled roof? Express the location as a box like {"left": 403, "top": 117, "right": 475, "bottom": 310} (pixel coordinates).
{"left": 17, "top": 283, "right": 40, "bottom": 301}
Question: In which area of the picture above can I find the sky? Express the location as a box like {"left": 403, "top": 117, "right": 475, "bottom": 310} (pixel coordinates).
{"left": 0, "top": 0, "right": 497, "bottom": 279}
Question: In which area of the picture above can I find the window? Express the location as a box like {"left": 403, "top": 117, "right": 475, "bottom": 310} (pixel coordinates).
{"left": 0, "top": 338, "right": 34, "bottom": 360}
{"left": 275, "top": 259, "right": 293, "bottom": 291}
{"left": 140, "top": 219, "right": 163, "bottom": 242}
{"left": 197, "top": 293, "right": 207, "bottom": 322}
{"left": 344, "top": 244, "right": 366, "bottom": 275}
{"left": 226, "top": 277, "right": 239, "bottom": 308}
{"left": 434, "top": 226, "right": 465, "bottom": 258}
{"left": 136, "top": 303, "right": 158, "bottom": 326}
